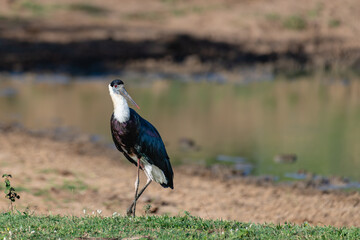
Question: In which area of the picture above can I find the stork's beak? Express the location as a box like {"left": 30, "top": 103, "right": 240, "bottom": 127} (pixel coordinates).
{"left": 120, "top": 88, "right": 140, "bottom": 109}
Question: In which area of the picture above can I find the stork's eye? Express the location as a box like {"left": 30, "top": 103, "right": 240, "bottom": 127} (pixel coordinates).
{"left": 114, "top": 85, "right": 118, "bottom": 88}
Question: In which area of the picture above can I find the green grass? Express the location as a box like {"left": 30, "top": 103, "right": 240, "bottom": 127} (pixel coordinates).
{"left": 37, "top": 168, "right": 58, "bottom": 174}
{"left": 265, "top": 13, "right": 281, "bottom": 21}
{"left": 20, "top": 1, "right": 46, "bottom": 16}
{"left": 0, "top": 212, "right": 359, "bottom": 239}
{"left": 68, "top": 3, "right": 108, "bottom": 16}
{"left": 0, "top": 184, "right": 28, "bottom": 193}
{"left": 307, "top": 3, "right": 324, "bottom": 18}
{"left": 59, "top": 179, "right": 88, "bottom": 192}
{"left": 124, "top": 11, "right": 164, "bottom": 21}
{"left": 283, "top": 15, "right": 307, "bottom": 31}
{"left": 329, "top": 19, "right": 341, "bottom": 28}
{"left": 14, "top": 1, "right": 63, "bottom": 17}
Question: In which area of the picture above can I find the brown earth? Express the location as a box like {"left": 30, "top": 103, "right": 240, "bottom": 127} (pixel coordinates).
{"left": 0, "top": 0, "right": 360, "bottom": 73}
{"left": 0, "top": 126, "right": 359, "bottom": 227}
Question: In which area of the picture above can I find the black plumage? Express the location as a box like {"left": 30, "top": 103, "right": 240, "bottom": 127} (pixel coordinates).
{"left": 110, "top": 109, "right": 174, "bottom": 189}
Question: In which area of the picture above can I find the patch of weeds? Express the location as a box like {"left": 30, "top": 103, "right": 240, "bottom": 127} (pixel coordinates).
{"left": 171, "top": 5, "right": 221, "bottom": 17}
{"left": 33, "top": 188, "right": 49, "bottom": 197}
{"left": 20, "top": 1, "right": 45, "bottom": 16}
{"left": 283, "top": 15, "right": 307, "bottom": 31}
{"left": 307, "top": 3, "right": 323, "bottom": 18}
{"left": 125, "top": 12, "right": 164, "bottom": 21}
{"left": 329, "top": 19, "right": 341, "bottom": 28}
{"left": 144, "top": 204, "right": 152, "bottom": 214}
{"left": 38, "top": 168, "right": 58, "bottom": 174}
{"left": 172, "top": 9, "right": 187, "bottom": 17}
{"left": 60, "top": 179, "right": 88, "bottom": 192}
{"left": 68, "top": 3, "right": 108, "bottom": 16}
{"left": 191, "top": 6, "right": 205, "bottom": 14}
{"left": 33, "top": 188, "right": 57, "bottom": 203}
{"left": 62, "top": 198, "right": 73, "bottom": 204}
{"left": 161, "top": 0, "right": 179, "bottom": 4}
{"left": 265, "top": 13, "right": 281, "bottom": 21}
{"left": 12, "top": 186, "right": 28, "bottom": 192}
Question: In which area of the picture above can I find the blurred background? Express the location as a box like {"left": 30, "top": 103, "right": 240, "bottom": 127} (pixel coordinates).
{"left": 1, "top": 0, "right": 360, "bottom": 187}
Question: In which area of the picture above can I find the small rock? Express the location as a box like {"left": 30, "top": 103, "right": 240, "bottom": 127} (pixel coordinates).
{"left": 178, "top": 138, "right": 200, "bottom": 151}
{"left": 149, "top": 206, "right": 158, "bottom": 213}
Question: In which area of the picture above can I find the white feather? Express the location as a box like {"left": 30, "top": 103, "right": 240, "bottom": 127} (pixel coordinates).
{"left": 125, "top": 150, "right": 168, "bottom": 185}
{"left": 109, "top": 84, "right": 130, "bottom": 123}
{"left": 144, "top": 162, "right": 167, "bottom": 185}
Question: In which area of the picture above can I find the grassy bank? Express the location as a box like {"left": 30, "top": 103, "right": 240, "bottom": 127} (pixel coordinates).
{"left": 0, "top": 212, "right": 359, "bottom": 239}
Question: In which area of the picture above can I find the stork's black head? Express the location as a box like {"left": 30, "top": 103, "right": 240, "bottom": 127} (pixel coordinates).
{"left": 110, "top": 79, "right": 124, "bottom": 87}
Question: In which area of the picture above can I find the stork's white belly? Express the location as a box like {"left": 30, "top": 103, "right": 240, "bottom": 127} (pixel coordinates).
{"left": 143, "top": 161, "right": 167, "bottom": 185}
{"left": 127, "top": 153, "right": 167, "bottom": 185}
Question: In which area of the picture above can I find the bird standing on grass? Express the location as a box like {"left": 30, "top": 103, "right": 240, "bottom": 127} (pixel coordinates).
{"left": 108, "top": 79, "right": 174, "bottom": 217}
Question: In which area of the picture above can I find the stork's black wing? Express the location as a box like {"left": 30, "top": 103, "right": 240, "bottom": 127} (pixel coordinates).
{"left": 132, "top": 109, "right": 174, "bottom": 189}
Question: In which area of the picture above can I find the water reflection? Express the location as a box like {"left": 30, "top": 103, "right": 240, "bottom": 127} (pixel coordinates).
{"left": 1, "top": 75, "right": 360, "bottom": 181}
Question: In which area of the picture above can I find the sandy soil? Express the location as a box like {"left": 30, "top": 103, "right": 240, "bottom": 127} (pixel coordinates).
{"left": 0, "top": 126, "right": 359, "bottom": 227}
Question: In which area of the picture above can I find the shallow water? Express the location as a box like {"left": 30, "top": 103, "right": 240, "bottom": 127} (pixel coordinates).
{"left": 1, "top": 73, "right": 360, "bottom": 181}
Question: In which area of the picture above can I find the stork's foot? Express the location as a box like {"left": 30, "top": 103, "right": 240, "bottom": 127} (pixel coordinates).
{"left": 126, "top": 179, "right": 153, "bottom": 217}
{"left": 126, "top": 206, "right": 133, "bottom": 216}
{"left": 126, "top": 202, "right": 135, "bottom": 217}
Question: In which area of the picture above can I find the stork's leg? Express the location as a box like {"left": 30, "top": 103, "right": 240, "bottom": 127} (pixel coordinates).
{"left": 131, "top": 158, "right": 141, "bottom": 217}
{"left": 126, "top": 178, "right": 152, "bottom": 216}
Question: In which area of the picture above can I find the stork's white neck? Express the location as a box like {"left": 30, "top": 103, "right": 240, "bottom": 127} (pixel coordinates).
{"left": 109, "top": 85, "right": 130, "bottom": 123}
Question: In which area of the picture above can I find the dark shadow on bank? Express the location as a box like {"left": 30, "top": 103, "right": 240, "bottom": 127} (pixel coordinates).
{"left": 0, "top": 34, "right": 310, "bottom": 75}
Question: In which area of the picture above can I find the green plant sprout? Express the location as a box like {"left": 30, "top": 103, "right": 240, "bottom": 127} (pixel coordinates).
{"left": 2, "top": 174, "right": 20, "bottom": 212}
{"left": 144, "top": 204, "right": 152, "bottom": 214}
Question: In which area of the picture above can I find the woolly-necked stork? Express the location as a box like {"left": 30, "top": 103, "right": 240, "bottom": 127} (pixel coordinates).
{"left": 108, "top": 79, "right": 174, "bottom": 217}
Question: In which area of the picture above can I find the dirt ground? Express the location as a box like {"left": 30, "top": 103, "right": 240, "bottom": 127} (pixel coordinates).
{"left": 0, "top": 126, "right": 359, "bottom": 228}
